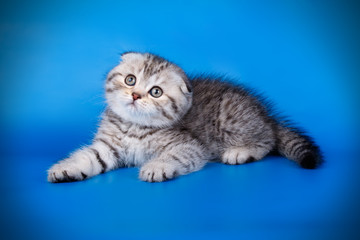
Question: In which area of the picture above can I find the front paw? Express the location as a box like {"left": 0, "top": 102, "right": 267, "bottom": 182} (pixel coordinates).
{"left": 47, "top": 160, "right": 88, "bottom": 183}
{"left": 139, "top": 162, "right": 178, "bottom": 182}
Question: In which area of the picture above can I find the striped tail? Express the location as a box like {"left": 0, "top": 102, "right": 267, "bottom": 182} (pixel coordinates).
{"left": 275, "top": 125, "right": 323, "bottom": 169}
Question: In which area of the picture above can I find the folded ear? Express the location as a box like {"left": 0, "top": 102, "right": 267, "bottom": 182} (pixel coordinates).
{"left": 121, "top": 51, "right": 136, "bottom": 56}
{"left": 173, "top": 67, "right": 192, "bottom": 95}
{"left": 180, "top": 76, "right": 192, "bottom": 94}
{"left": 120, "top": 51, "right": 142, "bottom": 62}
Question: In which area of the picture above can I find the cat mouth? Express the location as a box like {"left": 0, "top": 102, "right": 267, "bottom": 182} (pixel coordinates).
{"left": 127, "top": 101, "right": 138, "bottom": 110}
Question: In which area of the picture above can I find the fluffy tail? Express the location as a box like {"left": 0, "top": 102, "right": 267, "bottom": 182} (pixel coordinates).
{"left": 275, "top": 124, "right": 323, "bottom": 169}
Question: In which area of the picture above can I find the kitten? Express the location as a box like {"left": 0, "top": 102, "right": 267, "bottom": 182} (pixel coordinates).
{"left": 47, "top": 52, "right": 323, "bottom": 183}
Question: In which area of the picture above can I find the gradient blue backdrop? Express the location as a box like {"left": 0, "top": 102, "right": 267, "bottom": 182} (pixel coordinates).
{"left": 1, "top": 0, "right": 359, "bottom": 239}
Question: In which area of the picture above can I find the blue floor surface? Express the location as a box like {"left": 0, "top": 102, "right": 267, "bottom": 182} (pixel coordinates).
{"left": 1, "top": 1, "right": 360, "bottom": 239}
{"left": 2, "top": 148, "right": 360, "bottom": 240}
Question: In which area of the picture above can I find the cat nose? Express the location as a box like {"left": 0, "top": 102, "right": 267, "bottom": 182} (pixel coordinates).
{"left": 132, "top": 92, "right": 142, "bottom": 100}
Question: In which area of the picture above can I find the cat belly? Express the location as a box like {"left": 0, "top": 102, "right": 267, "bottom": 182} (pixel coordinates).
{"left": 122, "top": 136, "right": 153, "bottom": 167}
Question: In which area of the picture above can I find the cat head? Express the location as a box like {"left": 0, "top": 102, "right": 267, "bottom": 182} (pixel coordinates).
{"left": 105, "top": 52, "right": 192, "bottom": 127}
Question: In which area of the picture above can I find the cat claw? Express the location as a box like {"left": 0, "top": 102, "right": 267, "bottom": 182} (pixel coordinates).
{"left": 139, "top": 162, "right": 177, "bottom": 182}
{"left": 47, "top": 161, "right": 87, "bottom": 183}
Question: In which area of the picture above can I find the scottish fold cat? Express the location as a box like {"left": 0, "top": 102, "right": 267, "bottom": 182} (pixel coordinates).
{"left": 48, "top": 52, "right": 322, "bottom": 182}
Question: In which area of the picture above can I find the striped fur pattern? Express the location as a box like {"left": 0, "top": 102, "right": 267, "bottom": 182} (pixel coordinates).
{"left": 48, "top": 52, "right": 322, "bottom": 183}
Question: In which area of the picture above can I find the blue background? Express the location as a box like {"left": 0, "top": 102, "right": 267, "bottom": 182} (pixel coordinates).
{"left": 1, "top": 0, "right": 359, "bottom": 239}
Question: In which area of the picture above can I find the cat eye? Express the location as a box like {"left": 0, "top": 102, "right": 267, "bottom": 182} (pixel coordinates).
{"left": 149, "top": 86, "right": 163, "bottom": 98}
{"left": 124, "top": 74, "right": 136, "bottom": 86}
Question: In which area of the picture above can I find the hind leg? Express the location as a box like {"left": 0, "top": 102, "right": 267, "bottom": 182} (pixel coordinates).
{"left": 221, "top": 146, "right": 270, "bottom": 165}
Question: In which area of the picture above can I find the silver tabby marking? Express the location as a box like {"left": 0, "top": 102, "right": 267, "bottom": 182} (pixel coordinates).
{"left": 48, "top": 52, "right": 323, "bottom": 183}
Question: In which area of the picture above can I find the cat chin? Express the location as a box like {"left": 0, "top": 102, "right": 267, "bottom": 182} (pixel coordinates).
{"left": 109, "top": 104, "right": 176, "bottom": 128}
